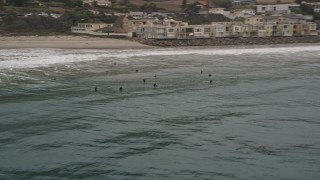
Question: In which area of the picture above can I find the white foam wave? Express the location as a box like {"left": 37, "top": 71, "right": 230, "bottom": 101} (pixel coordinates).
{"left": 0, "top": 45, "right": 319, "bottom": 69}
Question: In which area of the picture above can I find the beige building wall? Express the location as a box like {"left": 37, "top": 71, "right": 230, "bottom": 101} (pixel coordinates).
{"left": 292, "top": 24, "right": 302, "bottom": 36}
{"left": 264, "top": 24, "right": 273, "bottom": 37}
{"left": 211, "top": 23, "right": 226, "bottom": 38}
{"left": 303, "top": 23, "right": 318, "bottom": 35}
{"left": 280, "top": 24, "right": 293, "bottom": 36}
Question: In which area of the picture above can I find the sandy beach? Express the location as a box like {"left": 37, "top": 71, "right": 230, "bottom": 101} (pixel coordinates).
{"left": 0, "top": 36, "right": 152, "bottom": 49}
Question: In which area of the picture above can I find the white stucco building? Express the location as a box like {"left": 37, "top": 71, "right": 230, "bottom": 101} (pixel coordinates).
{"left": 256, "top": 4, "right": 300, "bottom": 14}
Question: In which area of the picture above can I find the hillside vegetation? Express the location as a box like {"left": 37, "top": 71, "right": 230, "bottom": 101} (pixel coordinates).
{"left": 127, "top": 0, "right": 198, "bottom": 12}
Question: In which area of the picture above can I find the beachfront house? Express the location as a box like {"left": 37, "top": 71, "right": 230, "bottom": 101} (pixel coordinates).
{"left": 136, "top": 26, "right": 182, "bottom": 39}
{"left": 71, "top": 23, "right": 112, "bottom": 32}
{"left": 264, "top": 23, "right": 276, "bottom": 36}
{"left": 135, "top": 18, "right": 188, "bottom": 39}
{"left": 211, "top": 23, "right": 226, "bottom": 38}
{"left": 223, "top": 22, "right": 234, "bottom": 37}
{"left": 187, "top": 25, "right": 213, "bottom": 38}
{"left": 279, "top": 24, "right": 294, "bottom": 36}
{"left": 262, "top": 15, "right": 318, "bottom": 36}
{"left": 242, "top": 24, "right": 263, "bottom": 37}
{"left": 136, "top": 26, "right": 165, "bottom": 39}
{"left": 245, "top": 16, "right": 284, "bottom": 37}
{"left": 233, "top": 23, "right": 243, "bottom": 37}
{"left": 133, "top": 12, "right": 318, "bottom": 39}
{"left": 165, "top": 27, "right": 178, "bottom": 39}
{"left": 303, "top": 23, "right": 318, "bottom": 36}
{"left": 177, "top": 26, "right": 193, "bottom": 39}
{"left": 257, "top": 24, "right": 266, "bottom": 37}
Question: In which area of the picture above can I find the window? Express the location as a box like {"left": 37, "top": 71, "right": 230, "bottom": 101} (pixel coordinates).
{"left": 204, "top": 28, "right": 210, "bottom": 32}
{"left": 262, "top": 7, "right": 266, "bottom": 11}
{"left": 217, "top": 27, "right": 224, "bottom": 32}
{"left": 168, "top": 28, "right": 174, "bottom": 33}
{"left": 186, "top": 28, "right": 193, "bottom": 33}
{"left": 195, "top": 28, "right": 202, "bottom": 32}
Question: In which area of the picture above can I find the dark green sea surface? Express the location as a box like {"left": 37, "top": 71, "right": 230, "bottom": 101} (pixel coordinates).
{"left": 0, "top": 45, "right": 320, "bottom": 179}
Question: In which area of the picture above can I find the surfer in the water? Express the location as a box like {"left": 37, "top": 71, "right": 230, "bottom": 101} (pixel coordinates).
{"left": 153, "top": 83, "right": 157, "bottom": 88}
{"left": 119, "top": 86, "right": 123, "bottom": 92}
{"left": 94, "top": 86, "right": 98, "bottom": 92}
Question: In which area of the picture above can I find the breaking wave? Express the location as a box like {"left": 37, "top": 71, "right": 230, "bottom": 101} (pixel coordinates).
{"left": 0, "top": 44, "right": 319, "bottom": 69}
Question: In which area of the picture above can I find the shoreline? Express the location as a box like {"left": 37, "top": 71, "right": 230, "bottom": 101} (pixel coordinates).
{"left": 0, "top": 36, "right": 153, "bottom": 49}
{"left": 0, "top": 35, "right": 320, "bottom": 49}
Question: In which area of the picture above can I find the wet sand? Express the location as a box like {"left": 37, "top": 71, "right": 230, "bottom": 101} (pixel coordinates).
{"left": 0, "top": 36, "right": 152, "bottom": 49}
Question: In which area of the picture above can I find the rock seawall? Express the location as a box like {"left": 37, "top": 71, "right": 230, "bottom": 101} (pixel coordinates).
{"left": 137, "top": 36, "right": 320, "bottom": 47}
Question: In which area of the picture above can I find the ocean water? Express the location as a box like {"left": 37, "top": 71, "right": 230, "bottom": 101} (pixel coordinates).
{"left": 0, "top": 44, "right": 320, "bottom": 180}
